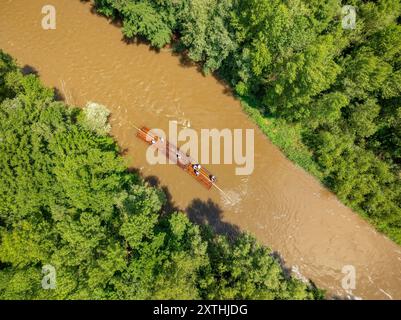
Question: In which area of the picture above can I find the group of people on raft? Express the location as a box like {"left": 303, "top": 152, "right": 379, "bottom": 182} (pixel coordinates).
{"left": 192, "top": 163, "right": 217, "bottom": 183}
{"left": 175, "top": 153, "right": 216, "bottom": 183}
{"left": 150, "top": 136, "right": 216, "bottom": 184}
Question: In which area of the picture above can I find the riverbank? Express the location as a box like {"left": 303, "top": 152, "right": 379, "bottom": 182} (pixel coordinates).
{"left": 240, "top": 98, "right": 323, "bottom": 180}
{"left": 241, "top": 95, "right": 401, "bottom": 245}
{"left": 2, "top": 0, "right": 401, "bottom": 299}
{"left": 90, "top": 0, "right": 401, "bottom": 247}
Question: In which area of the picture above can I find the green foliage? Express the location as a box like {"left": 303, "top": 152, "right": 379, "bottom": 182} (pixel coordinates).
{"left": 80, "top": 102, "right": 111, "bottom": 135}
{"left": 94, "top": 0, "right": 175, "bottom": 48}
{"left": 178, "top": 0, "right": 236, "bottom": 73}
{"left": 119, "top": 1, "right": 172, "bottom": 48}
{"left": 0, "top": 52, "right": 319, "bottom": 299}
{"left": 242, "top": 98, "right": 323, "bottom": 179}
{"left": 91, "top": 0, "right": 401, "bottom": 245}
{"left": 0, "top": 51, "right": 18, "bottom": 102}
{"left": 201, "top": 234, "right": 319, "bottom": 300}
{"left": 263, "top": 36, "right": 342, "bottom": 119}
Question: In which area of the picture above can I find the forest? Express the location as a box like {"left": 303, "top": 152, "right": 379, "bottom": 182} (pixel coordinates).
{"left": 93, "top": 0, "right": 401, "bottom": 244}
{"left": 0, "top": 50, "right": 322, "bottom": 299}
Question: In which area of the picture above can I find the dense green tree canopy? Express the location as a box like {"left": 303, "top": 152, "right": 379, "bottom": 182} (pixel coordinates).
{"left": 2, "top": 0, "right": 400, "bottom": 299}
{"left": 0, "top": 51, "right": 320, "bottom": 299}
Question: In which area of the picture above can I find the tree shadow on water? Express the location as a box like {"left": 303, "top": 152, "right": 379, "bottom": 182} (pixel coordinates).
{"left": 186, "top": 198, "right": 241, "bottom": 240}
{"left": 83, "top": 0, "right": 235, "bottom": 97}
{"left": 53, "top": 87, "right": 65, "bottom": 102}
{"left": 21, "top": 65, "right": 39, "bottom": 76}
{"left": 119, "top": 148, "right": 129, "bottom": 156}
{"left": 126, "top": 169, "right": 241, "bottom": 239}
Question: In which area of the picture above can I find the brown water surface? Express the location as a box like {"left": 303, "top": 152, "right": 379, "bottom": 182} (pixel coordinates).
{"left": 1, "top": 0, "right": 401, "bottom": 299}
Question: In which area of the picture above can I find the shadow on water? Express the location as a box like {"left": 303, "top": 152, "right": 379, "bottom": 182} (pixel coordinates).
{"left": 82, "top": 0, "right": 160, "bottom": 53}
{"left": 21, "top": 64, "right": 39, "bottom": 76}
{"left": 214, "top": 74, "right": 235, "bottom": 96}
{"left": 186, "top": 198, "right": 241, "bottom": 240}
{"left": 126, "top": 168, "right": 242, "bottom": 239}
{"left": 83, "top": 0, "right": 233, "bottom": 96}
{"left": 119, "top": 147, "right": 129, "bottom": 156}
{"left": 53, "top": 86, "right": 65, "bottom": 101}
{"left": 121, "top": 35, "right": 160, "bottom": 52}
{"left": 170, "top": 48, "right": 201, "bottom": 70}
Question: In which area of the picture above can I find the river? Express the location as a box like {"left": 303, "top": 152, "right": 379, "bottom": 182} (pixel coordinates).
{"left": 1, "top": 0, "right": 401, "bottom": 299}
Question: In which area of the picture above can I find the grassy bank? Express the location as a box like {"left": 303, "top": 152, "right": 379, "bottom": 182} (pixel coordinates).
{"left": 241, "top": 97, "right": 323, "bottom": 180}
{"left": 241, "top": 96, "right": 401, "bottom": 244}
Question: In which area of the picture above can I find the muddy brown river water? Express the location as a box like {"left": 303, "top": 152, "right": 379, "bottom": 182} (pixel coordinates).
{"left": 1, "top": 0, "right": 401, "bottom": 299}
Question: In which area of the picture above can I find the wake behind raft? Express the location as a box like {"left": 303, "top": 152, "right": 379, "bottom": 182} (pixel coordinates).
{"left": 136, "top": 126, "right": 217, "bottom": 190}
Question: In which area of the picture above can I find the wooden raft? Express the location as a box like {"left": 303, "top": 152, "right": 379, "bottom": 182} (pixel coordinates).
{"left": 136, "top": 126, "right": 215, "bottom": 190}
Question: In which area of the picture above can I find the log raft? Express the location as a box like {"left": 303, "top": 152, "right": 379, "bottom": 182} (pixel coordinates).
{"left": 136, "top": 126, "right": 215, "bottom": 190}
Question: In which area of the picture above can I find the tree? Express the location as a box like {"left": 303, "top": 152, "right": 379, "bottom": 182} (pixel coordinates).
{"left": 179, "top": 0, "right": 236, "bottom": 73}
{"left": 200, "top": 233, "right": 320, "bottom": 299}
{"left": 94, "top": 0, "right": 174, "bottom": 48}
{"left": 0, "top": 50, "right": 18, "bottom": 102}
{"left": 263, "top": 36, "right": 341, "bottom": 119}
{"left": 0, "top": 52, "right": 319, "bottom": 299}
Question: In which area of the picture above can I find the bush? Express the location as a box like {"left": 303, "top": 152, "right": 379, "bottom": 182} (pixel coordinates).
{"left": 81, "top": 101, "right": 111, "bottom": 135}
